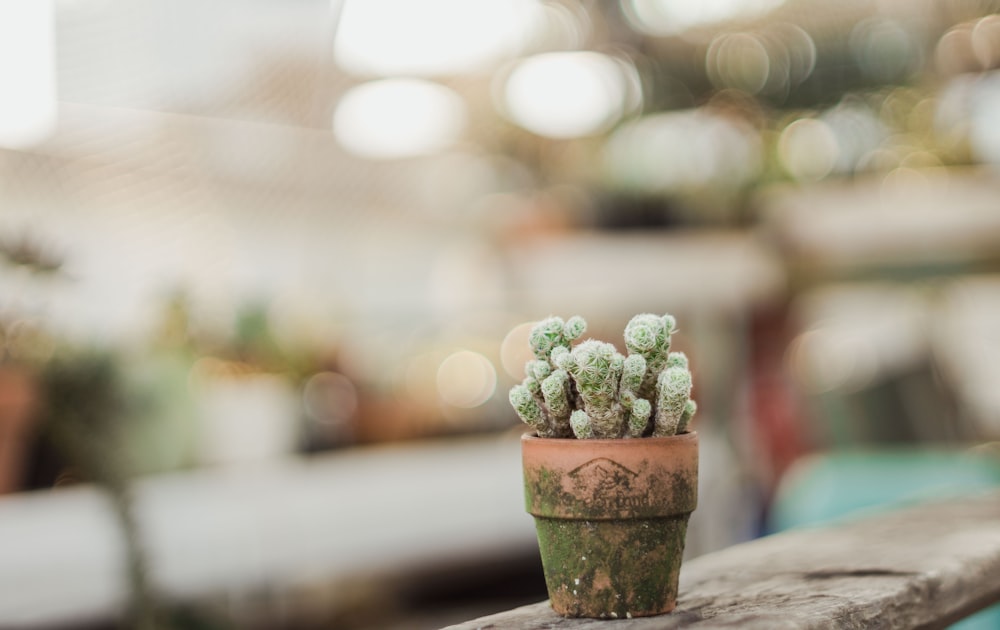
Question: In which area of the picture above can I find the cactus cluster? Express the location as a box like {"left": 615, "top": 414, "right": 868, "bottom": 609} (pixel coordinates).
{"left": 509, "top": 314, "right": 696, "bottom": 439}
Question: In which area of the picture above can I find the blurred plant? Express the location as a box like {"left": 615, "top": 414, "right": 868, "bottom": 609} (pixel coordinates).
{"left": 0, "top": 232, "right": 63, "bottom": 276}
{"left": 509, "top": 314, "right": 696, "bottom": 439}
{"left": 38, "top": 352, "right": 163, "bottom": 629}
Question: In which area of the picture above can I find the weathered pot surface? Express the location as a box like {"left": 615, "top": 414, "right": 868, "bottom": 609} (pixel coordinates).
{"left": 522, "top": 431, "right": 698, "bottom": 619}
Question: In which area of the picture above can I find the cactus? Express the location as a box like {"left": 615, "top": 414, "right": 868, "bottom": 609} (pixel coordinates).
{"left": 510, "top": 314, "right": 696, "bottom": 439}
{"left": 619, "top": 353, "right": 650, "bottom": 437}
{"left": 624, "top": 313, "right": 676, "bottom": 401}
{"left": 666, "top": 351, "right": 688, "bottom": 370}
{"left": 653, "top": 366, "right": 692, "bottom": 437}
{"left": 510, "top": 383, "right": 548, "bottom": 435}
{"left": 540, "top": 369, "right": 573, "bottom": 437}
{"left": 564, "top": 316, "right": 587, "bottom": 343}
{"left": 529, "top": 316, "right": 587, "bottom": 364}
{"left": 626, "top": 397, "right": 652, "bottom": 438}
{"left": 561, "top": 340, "right": 626, "bottom": 438}
{"left": 527, "top": 359, "right": 552, "bottom": 381}
{"left": 570, "top": 409, "right": 594, "bottom": 439}
{"left": 676, "top": 398, "right": 697, "bottom": 434}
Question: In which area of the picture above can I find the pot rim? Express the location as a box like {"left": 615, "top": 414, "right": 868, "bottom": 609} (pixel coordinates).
{"left": 521, "top": 430, "right": 697, "bottom": 446}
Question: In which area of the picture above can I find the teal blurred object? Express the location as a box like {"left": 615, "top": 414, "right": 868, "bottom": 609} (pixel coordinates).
{"left": 771, "top": 450, "right": 1000, "bottom": 629}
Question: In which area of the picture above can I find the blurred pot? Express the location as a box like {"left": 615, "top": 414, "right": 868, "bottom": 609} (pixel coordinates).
{"left": 522, "top": 431, "right": 698, "bottom": 618}
{"left": 0, "top": 366, "right": 38, "bottom": 494}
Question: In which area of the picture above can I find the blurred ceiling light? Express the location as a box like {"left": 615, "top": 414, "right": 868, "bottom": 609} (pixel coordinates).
{"left": 499, "top": 51, "right": 638, "bottom": 139}
{"left": 0, "top": 0, "right": 56, "bottom": 149}
{"left": 622, "top": 0, "right": 785, "bottom": 37}
{"left": 436, "top": 350, "right": 497, "bottom": 408}
{"left": 603, "top": 109, "right": 761, "bottom": 192}
{"left": 334, "top": 0, "right": 540, "bottom": 76}
{"left": 333, "top": 78, "right": 466, "bottom": 159}
{"left": 778, "top": 118, "right": 839, "bottom": 181}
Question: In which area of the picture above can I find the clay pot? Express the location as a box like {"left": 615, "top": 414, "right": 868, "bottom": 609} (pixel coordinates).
{"left": 522, "top": 431, "right": 698, "bottom": 618}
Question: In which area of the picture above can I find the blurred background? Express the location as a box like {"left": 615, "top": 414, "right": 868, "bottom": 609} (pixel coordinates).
{"left": 3, "top": 0, "right": 1000, "bottom": 627}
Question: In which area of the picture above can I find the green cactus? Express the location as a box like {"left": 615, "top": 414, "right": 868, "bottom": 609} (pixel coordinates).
{"left": 527, "top": 359, "right": 552, "bottom": 381}
{"left": 550, "top": 345, "right": 570, "bottom": 369}
{"left": 570, "top": 409, "right": 594, "bottom": 439}
{"left": 653, "top": 366, "right": 692, "bottom": 437}
{"left": 666, "top": 351, "right": 688, "bottom": 370}
{"left": 510, "top": 382, "right": 550, "bottom": 435}
{"left": 540, "top": 369, "right": 573, "bottom": 437}
{"left": 676, "top": 398, "right": 697, "bottom": 434}
{"left": 509, "top": 313, "right": 695, "bottom": 439}
{"left": 529, "top": 316, "right": 588, "bottom": 364}
{"left": 561, "top": 340, "right": 625, "bottom": 438}
{"left": 528, "top": 317, "right": 566, "bottom": 361}
{"left": 564, "top": 316, "right": 587, "bottom": 342}
{"left": 626, "top": 397, "right": 652, "bottom": 437}
{"left": 624, "top": 313, "right": 676, "bottom": 401}
{"left": 619, "top": 353, "right": 646, "bottom": 403}
{"left": 619, "top": 352, "right": 649, "bottom": 436}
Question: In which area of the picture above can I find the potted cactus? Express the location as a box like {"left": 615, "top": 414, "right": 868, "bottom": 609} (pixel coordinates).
{"left": 510, "top": 314, "right": 698, "bottom": 619}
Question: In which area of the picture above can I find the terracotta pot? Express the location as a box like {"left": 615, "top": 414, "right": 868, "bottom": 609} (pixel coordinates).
{"left": 522, "top": 431, "right": 698, "bottom": 618}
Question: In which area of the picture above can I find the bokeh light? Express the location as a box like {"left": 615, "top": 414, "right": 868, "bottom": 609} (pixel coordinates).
{"left": 303, "top": 371, "right": 358, "bottom": 427}
{"left": 707, "top": 33, "right": 771, "bottom": 95}
{"left": 821, "top": 103, "right": 886, "bottom": 174}
{"left": 499, "top": 51, "right": 639, "bottom": 139}
{"left": 971, "top": 15, "right": 1000, "bottom": 70}
{"left": 705, "top": 24, "right": 816, "bottom": 98}
{"left": 848, "top": 18, "right": 920, "bottom": 83}
{"left": 500, "top": 322, "right": 535, "bottom": 380}
{"left": 436, "top": 350, "right": 497, "bottom": 408}
{"left": 787, "top": 328, "right": 877, "bottom": 394}
{"left": 936, "top": 21, "right": 979, "bottom": 75}
{"left": 768, "top": 23, "right": 817, "bottom": 89}
{"left": 332, "top": 78, "right": 466, "bottom": 159}
{"left": 968, "top": 75, "right": 1000, "bottom": 165}
{"left": 778, "top": 118, "right": 839, "bottom": 181}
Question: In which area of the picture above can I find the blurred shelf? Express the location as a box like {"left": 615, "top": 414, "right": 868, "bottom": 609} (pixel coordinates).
{"left": 506, "top": 230, "right": 786, "bottom": 318}
{"left": 760, "top": 169, "right": 1000, "bottom": 278}
{"left": 0, "top": 431, "right": 534, "bottom": 627}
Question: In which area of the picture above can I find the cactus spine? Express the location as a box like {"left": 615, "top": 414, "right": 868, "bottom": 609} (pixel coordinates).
{"left": 509, "top": 314, "right": 696, "bottom": 439}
